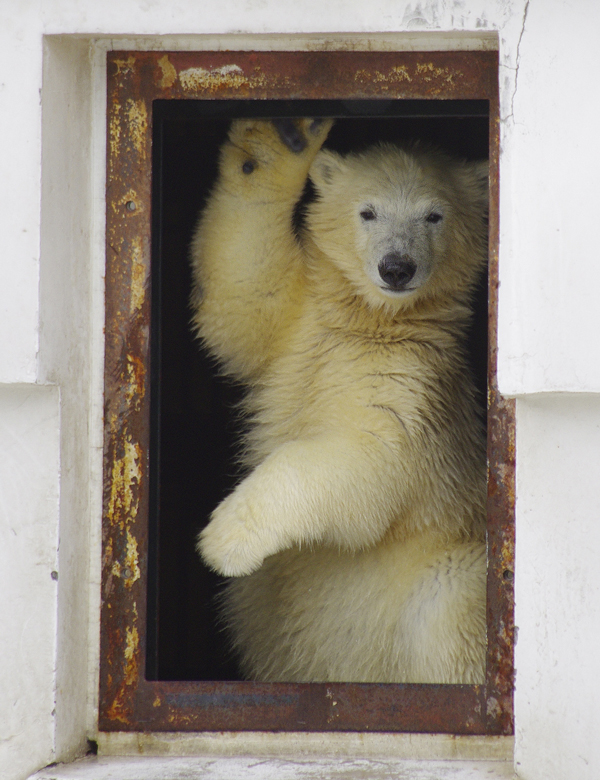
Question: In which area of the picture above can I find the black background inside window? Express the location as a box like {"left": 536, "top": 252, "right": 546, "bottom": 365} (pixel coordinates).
{"left": 147, "top": 100, "right": 489, "bottom": 681}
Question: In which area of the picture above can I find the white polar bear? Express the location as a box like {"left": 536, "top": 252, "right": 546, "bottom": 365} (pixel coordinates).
{"left": 190, "top": 117, "right": 488, "bottom": 683}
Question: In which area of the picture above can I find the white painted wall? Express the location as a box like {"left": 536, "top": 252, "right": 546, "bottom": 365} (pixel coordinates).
{"left": 0, "top": 386, "right": 60, "bottom": 780}
{"left": 497, "top": 0, "right": 600, "bottom": 393}
{"left": 515, "top": 395, "right": 600, "bottom": 780}
{"left": 1, "top": 1, "right": 600, "bottom": 779}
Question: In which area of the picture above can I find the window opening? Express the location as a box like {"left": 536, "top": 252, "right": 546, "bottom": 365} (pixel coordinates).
{"left": 147, "top": 99, "right": 490, "bottom": 682}
{"left": 101, "top": 50, "right": 513, "bottom": 734}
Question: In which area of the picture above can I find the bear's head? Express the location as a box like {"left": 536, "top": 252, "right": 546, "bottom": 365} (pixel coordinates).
{"left": 306, "top": 143, "right": 488, "bottom": 315}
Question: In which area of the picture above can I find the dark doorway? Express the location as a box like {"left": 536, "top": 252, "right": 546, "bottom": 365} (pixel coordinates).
{"left": 147, "top": 99, "right": 490, "bottom": 681}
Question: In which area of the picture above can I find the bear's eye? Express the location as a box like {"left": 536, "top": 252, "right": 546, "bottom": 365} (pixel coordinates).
{"left": 360, "top": 208, "right": 377, "bottom": 221}
{"left": 426, "top": 212, "right": 443, "bottom": 224}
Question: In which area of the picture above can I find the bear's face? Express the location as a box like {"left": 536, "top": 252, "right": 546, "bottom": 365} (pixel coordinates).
{"left": 307, "top": 143, "right": 488, "bottom": 313}
{"left": 354, "top": 185, "right": 447, "bottom": 300}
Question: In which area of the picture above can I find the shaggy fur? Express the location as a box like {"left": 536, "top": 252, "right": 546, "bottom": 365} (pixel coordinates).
{"left": 191, "top": 118, "right": 488, "bottom": 683}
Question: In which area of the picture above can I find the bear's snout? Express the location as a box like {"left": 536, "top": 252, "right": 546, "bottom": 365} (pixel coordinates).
{"left": 378, "top": 253, "right": 417, "bottom": 291}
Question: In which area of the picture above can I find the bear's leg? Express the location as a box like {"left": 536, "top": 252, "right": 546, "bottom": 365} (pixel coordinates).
{"left": 198, "top": 432, "right": 411, "bottom": 576}
{"left": 399, "top": 541, "right": 487, "bottom": 684}
{"left": 190, "top": 118, "right": 333, "bottom": 382}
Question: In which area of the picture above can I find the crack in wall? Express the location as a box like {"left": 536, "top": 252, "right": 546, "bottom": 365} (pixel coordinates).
{"left": 510, "top": 0, "right": 531, "bottom": 121}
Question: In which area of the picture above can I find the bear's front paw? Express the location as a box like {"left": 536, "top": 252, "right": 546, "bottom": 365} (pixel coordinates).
{"left": 224, "top": 118, "right": 333, "bottom": 189}
{"left": 197, "top": 491, "right": 283, "bottom": 577}
{"left": 272, "top": 118, "right": 331, "bottom": 154}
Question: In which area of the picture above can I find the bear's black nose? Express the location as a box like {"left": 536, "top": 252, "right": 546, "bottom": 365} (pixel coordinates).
{"left": 378, "top": 254, "right": 417, "bottom": 291}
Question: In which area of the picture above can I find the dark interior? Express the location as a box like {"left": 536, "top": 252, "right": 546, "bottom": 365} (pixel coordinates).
{"left": 146, "top": 99, "right": 489, "bottom": 681}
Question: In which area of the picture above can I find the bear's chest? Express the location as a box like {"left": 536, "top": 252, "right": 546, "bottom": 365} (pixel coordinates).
{"left": 247, "top": 315, "right": 421, "bottom": 441}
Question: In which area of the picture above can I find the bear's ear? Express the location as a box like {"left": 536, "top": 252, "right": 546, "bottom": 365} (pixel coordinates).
{"left": 466, "top": 160, "right": 489, "bottom": 209}
{"left": 309, "top": 149, "right": 346, "bottom": 191}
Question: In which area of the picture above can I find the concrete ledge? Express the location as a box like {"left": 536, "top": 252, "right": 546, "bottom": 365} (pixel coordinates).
{"left": 97, "top": 731, "right": 514, "bottom": 761}
{"left": 30, "top": 755, "right": 515, "bottom": 779}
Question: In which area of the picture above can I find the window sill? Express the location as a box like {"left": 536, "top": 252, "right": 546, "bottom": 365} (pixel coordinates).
{"left": 30, "top": 733, "right": 514, "bottom": 780}
{"left": 31, "top": 755, "right": 515, "bottom": 780}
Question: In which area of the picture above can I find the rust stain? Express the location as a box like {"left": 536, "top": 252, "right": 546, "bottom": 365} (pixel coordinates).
{"left": 178, "top": 63, "right": 268, "bottom": 93}
{"left": 158, "top": 54, "right": 178, "bottom": 89}
{"left": 105, "top": 695, "right": 129, "bottom": 724}
{"left": 125, "top": 99, "right": 148, "bottom": 159}
{"left": 168, "top": 711, "right": 194, "bottom": 725}
{"left": 124, "top": 619, "right": 140, "bottom": 685}
{"left": 105, "top": 606, "right": 140, "bottom": 724}
{"left": 103, "top": 536, "right": 114, "bottom": 572}
{"left": 125, "top": 354, "right": 146, "bottom": 411}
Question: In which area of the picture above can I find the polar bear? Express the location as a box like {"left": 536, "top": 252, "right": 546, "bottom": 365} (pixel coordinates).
{"left": 190, "top": 117, "right": 488, "bottom": 684}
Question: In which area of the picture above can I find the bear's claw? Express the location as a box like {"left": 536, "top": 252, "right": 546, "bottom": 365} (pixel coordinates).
{"left": 272, "top": 118, "right": 308, "bottom": 153}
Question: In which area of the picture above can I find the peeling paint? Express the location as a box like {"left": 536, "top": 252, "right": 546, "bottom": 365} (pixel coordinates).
{"left": 158, "top": 54, "right": 177, "bottom": 89}
{"left": 124, "top": 529, "right": 141, "bottom": 588}
{"left": 107, "top": 437, "right": 142, "bottom": 527}
{"left": 124, "top": 622, "right": 140, "bottom": 686}
{"left": 107, "top": 532, "right": 139, "bottom": 588}
{"left": 129, "top": 235, "right": 146, "bottom": 315}
{"left": 416, "top": 62, "right": 463, "bottom": 84}
{"left": 179, "top": 64, "right": 268, "bottom": 93}
{"left": 105, "top": 610, "right": 140, "bottom": 723}
{"left": 377, "top": 66, "right": 412, "bottom": 83}
{"left": 354, "top": 63, "right": 462, "bottom": 90}
{"left": 486, "top": 697, "right": 502, "bottom": 719}
{"left": 112, "top": 187, "right": 141, "bottom": 215}
{"left": 124, "top": 354, "right": 146, "bottom": 412}
{"left": 125, "top": 99, "right": 148, "bottom": 159}
{"left": 108, "top": 102, "right": 122, "bottom": 162}
{"left": 113, "top": 55, "right": 136, "bottom": 76}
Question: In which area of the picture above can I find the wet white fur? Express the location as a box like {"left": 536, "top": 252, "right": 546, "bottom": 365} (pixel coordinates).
{"left": 191, "top": 119, "right": 488, "bottom": 683}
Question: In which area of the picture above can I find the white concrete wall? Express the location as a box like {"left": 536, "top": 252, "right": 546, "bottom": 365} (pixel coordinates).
{"left": 515, "top": 395, "right": 600, "bottom": 780}
{"left": 1, "top": 1, "right": 600, "bottom": 779}
{"left": 497, "top": 0, "right": 600, "bottom": 393}
{"left": 39, "top": 37, "right": 105, "bottom": 766}
{"left": 0, "top": 386, "right": 60, "bottom": 780}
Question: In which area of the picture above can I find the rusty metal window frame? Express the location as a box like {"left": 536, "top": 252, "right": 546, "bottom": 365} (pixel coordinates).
{"left": 101, "top": 50, "right": 514, "bottom": 734}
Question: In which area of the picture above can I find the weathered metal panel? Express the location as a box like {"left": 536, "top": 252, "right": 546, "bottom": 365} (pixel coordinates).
{"left": 485, "top": 96, "right": 515, "bottom": 735}
{"left": 101, "top": 52, "right": 153, "bottom": 725}
{"left": 100, "top": 49, "right": 511, "bottom": 735}
{"left": 119, "top": 681, "right": 486, "bottom": 733}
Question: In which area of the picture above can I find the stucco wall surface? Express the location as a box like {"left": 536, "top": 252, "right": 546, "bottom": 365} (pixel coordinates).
{"left": 0, "top": 386, "right": 60, "bottom": 780}
{"left": 1, "top": 1, "right": 600, "bottom": 779}
{"left": 515, "top": 395, "right": 600, "bottom": 780}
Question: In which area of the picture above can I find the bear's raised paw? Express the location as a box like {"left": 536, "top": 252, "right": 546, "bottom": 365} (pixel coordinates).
{"left": 224, "top": 117, "right": 333, "bottom": 189}
{"left": 272, "top": 117, "right": 329, "bottom": 153}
